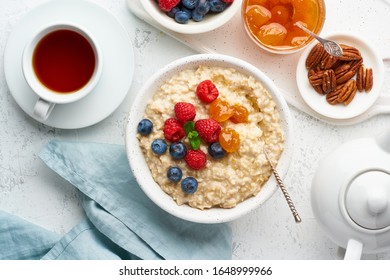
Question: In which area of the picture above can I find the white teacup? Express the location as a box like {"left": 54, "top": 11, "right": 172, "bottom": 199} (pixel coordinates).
{"left": 22, "top": 23, "right": 102, "bottom": 121}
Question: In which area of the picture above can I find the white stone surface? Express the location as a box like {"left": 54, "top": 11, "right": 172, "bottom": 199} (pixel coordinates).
{"left": 0, "top": 0, "right": 390, "bottom": 260}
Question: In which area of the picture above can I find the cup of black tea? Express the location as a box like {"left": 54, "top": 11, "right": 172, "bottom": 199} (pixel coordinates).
{"left": 22, "top": 23, "right": 102, "bottom": 121}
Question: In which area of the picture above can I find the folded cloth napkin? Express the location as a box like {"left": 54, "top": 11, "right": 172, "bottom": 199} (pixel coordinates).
{"left": 0, "top": 140, "right": 232, "bottom": 260}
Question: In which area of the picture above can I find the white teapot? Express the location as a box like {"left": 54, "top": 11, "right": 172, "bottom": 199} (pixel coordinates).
{"left": 311, "top": 129, "right": 390, "bottom": 259}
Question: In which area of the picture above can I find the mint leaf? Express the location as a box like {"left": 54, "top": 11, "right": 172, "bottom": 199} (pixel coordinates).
{"left": 188, "top": 131, "right": 201, "bottom": 150}
{"left": 190, "top": 137, "right": 201, "bottom": 150}
{"left": 184, "top": 121, "right": 195, "bottom": 135}
{"left": 188, "top": 131, "right": 198, "bottom": 139}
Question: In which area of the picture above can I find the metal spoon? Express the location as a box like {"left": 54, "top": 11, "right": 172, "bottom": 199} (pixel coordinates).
{"left": 295, "top": 21, "right": 343, "bottom": 57}
{"left": 263, "top": 149, "right": 302, "bottom": 223}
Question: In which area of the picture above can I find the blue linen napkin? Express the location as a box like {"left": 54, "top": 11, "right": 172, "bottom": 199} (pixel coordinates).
{"left": 0, "top": 210, "right": 60, "bottom": 260}
{"left": 0, "top": 140, "right": 232, "bottom": 260}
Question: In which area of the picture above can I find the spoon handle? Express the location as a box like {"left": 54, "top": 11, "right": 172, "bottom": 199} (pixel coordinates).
{"left": 295, "top": 22, "right": 322, "bottom": 42}
{"left": 264, "top": 149, "right": 302, "bottom": 223}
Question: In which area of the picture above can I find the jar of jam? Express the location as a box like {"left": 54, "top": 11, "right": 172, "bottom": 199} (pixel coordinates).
{"left": 242, "top": 0, "right": 326, "bottom": 54}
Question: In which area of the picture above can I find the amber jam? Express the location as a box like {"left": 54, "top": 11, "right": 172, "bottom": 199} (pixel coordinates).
{"left": 242, "top": 0, "right": 325, "bottom": 53}
{"left": 33, "top": 29, "right": 96, "bottom": 93}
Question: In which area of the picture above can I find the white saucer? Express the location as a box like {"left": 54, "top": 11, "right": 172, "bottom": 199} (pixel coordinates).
{"left": 4, "top": 0, "right": 134, "bottom": 129}
{"left": 296, "top": 33, "right": 384, "bottom": 120}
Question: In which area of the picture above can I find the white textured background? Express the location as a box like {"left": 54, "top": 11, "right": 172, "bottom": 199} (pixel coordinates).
{"left": 1, "top": 0, "right": 390, "bottom": 259}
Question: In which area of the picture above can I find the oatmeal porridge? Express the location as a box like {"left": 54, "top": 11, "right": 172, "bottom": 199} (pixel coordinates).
{"left": 137, "top": 66, "right": 284, "bottom": 210}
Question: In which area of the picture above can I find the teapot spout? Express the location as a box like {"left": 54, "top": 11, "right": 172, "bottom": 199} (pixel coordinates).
{"left": 376, "top": 128, "right": 390, "bottom": 153}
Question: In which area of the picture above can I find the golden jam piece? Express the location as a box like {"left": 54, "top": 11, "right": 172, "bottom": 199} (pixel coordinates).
{"left": 243, "top": 0, "right": 325, "bottom": 50}
{"left": 258, "top": 23, "right": 287, "bottom": 46}
{"left": 219, "top": 128, "right": 240, "bottom": 153}
{"left": 230, "top": 105, "right": 249, "bottom": 123}
{"left": 209, "top": 99, "right": 233, "bottom": 122}
{"left": 246, "top": 5, "right": 272, "bottom": 28}
{"left": 270, "top": 4, "right": 291, "bottom": 24}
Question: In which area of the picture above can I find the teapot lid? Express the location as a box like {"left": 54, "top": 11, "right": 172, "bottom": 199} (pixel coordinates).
{"left": 345, "top": 171, "right": 390, "bottom": 230}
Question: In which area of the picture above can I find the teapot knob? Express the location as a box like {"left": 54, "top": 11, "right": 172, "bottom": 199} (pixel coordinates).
{"left": 367, "top": 191, "right": 388, "bottom": 215}
{"left": 346, "top": 171, "right": 390, "bottom": 230}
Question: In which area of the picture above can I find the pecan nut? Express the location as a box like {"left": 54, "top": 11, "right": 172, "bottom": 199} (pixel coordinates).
{"left": 356, "top": 66, "right": 373, "bottom": 92}
{"left": 348, "top": 57, "right": 363, "bottom": 73}
{"left": 306, "top": 43, "right": 326, "bottom": 69}
{"left": 337, "top": 79, "right": 357, "bottom": 105}
{"left": 334, "top": 63, "right": 351, "bottom": 75}
{"left": 314, "top": 85, "right": 325, "bottom": 94}
{"left": 356, "top": 65, "right": 365, "bottom": 92}
{"left": 308, "top": 69, "right": 325, "bottom": 87}
{"left": 339, "top": 44, "right": 362, "bottom": 61}
{"left": 322, "top": 69, "right": 336, "bottom": 94}
{"left": 320, "top": 53, "right": 339, "bottom": 69}
{"left": 365, "top": 68, "right": 373, "bottom": 92}
{"left": 326, "top": 90, "right": 339, "bottom": 105}
{"left": 336, "top": 69, "right": 355, "bottom": 85}
{"left": 343, "top": 87, "right": 357, "bottom": 105}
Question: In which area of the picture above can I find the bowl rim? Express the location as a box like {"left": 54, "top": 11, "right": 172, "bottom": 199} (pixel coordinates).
{"left": 125, "top": 53, "right": 294, "bottom": 224}
{"left": 141, "top": 0, "right": 242, "bottom": 35}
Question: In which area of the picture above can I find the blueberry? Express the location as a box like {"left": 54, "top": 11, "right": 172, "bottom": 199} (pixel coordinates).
{"left": 169, "top": 142, "right": 187, "bottom": 159}
{"left": 209, "top": 0, "right": 227, "bottom": 13}
{"left": 182, "top": 0, "right": 199, "bottom": 9}
{"left": 180, "top": 6, "right": 192, "bottom": 18}
{"left": 181, "top": 177, "right": 198, "bottom": 194}
{"left": 167, "top": 6, "right": 180, "bottom": 18}
{"left": 167, "top": 166, "right": 183, "bottom": 183}
{"left": 192, "top": 9, "right": 205, "bottom": 22}
{"left": 175, "top": 11, "right": 190, "bottom": 24}
{"left": 195, "top": 0, "right": 210, "bottom": 15}
{"left": 208, "top": 142, "right": 226, "bottom": 159}
{"left": 137, "top": 119, "right": 153, "bottom": 136}
{"left": 151, "top": 139, "right": 167, "bottom": 155}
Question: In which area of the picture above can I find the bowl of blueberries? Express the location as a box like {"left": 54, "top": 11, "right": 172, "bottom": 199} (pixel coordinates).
{"left": 141, "top": 0, "right": 241, "bottom": 34}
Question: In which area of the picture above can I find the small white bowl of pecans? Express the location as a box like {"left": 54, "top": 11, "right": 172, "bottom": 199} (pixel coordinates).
{"left": 296, "top": 33, "right": 385, "bottom": 120}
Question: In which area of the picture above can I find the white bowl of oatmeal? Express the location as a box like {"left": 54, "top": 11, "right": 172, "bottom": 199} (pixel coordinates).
{"left": 126, "top": 54, "right": 293, "bottom": 224}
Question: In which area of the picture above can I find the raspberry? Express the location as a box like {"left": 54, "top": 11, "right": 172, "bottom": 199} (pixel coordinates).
{"left": 196, "top": 80, "right": 219, "bottom": 103}
{"left": 194, "top": 119, "right": 221, "bottom": 143}
{"left": 163, "top": 118, "right": 185, "bottom": 142}
{"left": 222, "top": 0, "right": 234, "bottom": 3}
{"left": 158, "top": 0, "right": 180, "bottom": 12}
{"left": 174, "top": 102, "right": 196, "bottom": 123}
{"left": 184, "top": 150, "right": 207, "bottom": 170}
